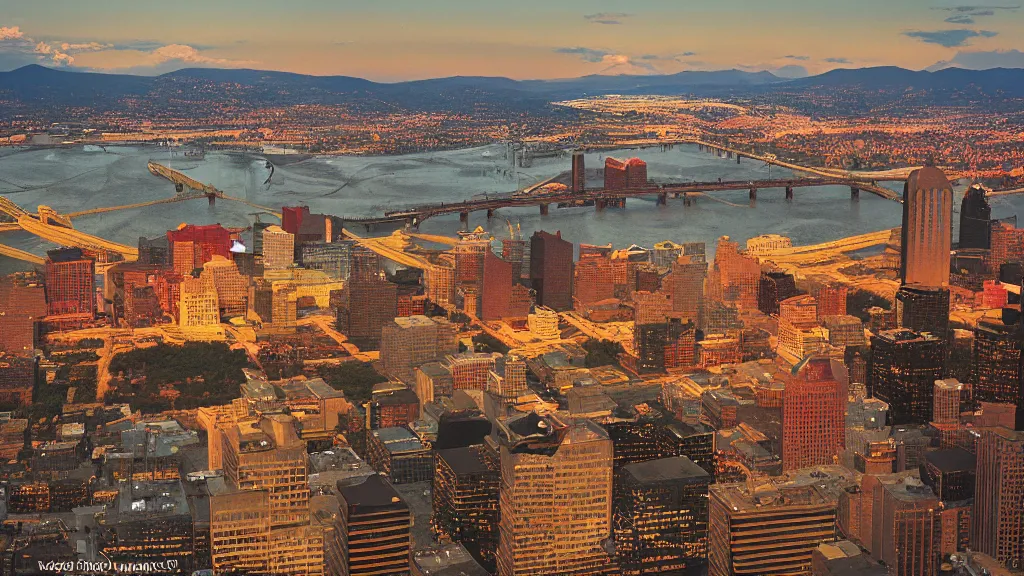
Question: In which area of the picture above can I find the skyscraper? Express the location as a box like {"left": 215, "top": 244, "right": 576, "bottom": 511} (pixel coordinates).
{"left": 900, "top": 167, "right": 953, "bottom": 287}
{"left": 869, "top": 329, "right": 945, "bottom": 425}
{"left": 530, "top": 230, "right": 573, "bottom": 311}
{"left": 262, "top": 225, "right": 295, "bottom": 270}
{"left": 496, "top": 413, "right": 615, "bottom": 576}
{"left": 332, "top": 474, "right": 412, "bottom": 576}
{"left": 572, "top": 150, "right": 586, "bottom": 193}
{"left": 973, "top": 311, "right": 1022, "bottom": 406}
{"left": 613, "top": 456, "right": 710, "bottom": 575}
{"left": 959, "top": 183, "right": 992, "bottom": 250}
{"left": 783, "top": 356, "right": 846, "bottom": 471}
{"left": 481, "top": 251, "right": 514, "bottom": 320}
{"left": 433, "top": 445, "right": 500, "bottom": 571}
{"left": 758, "top": 270, "right": 799, "bottom": 316}
{"left": 337, "top": 246, "right": 397, "bottom": 350}
{"left": 895, "top": 284, "right": 950, "bottom": 341}
{"left": 380, "top": 315, "right": 458, "bottom": 384}
{"left": 972, "top": 427, "right": 1024, "bottom": 571}
{"left": 210, "top": 414, "right": 324, "bottom": 575}
{"left": 709, "top": 482, "right": 837, "bottom": 576}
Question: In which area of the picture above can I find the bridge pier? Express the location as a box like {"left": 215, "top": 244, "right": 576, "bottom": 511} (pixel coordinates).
{"left": 657, "top": 193, "right": 668, "bottom": 206}
{"left": 673, "top": 192, "right": 681, "bottom": 199}
{"left": 785, "top": 186, "right": 794, "bottom": 201}
{"left": 595, "top": 199, "right": 606, "bottom": 211}
{"left": 851, "top": 187, "right": 860, "bottom": 200}
{"left": 539, "top": 204, "right": 549, "bottom": 216}
{"left": 486, "top": 208, "right": 495, "bottom": 219}
{"left": 175, "top": 183, "right": 184, "bottom": 194}
{"left": 737, "top": 154, "right": 741, "bottom": 164}
{"left": 207, "top": 193, "right": 216, "bottom": 207}
{"left": 749, "top": 187, "right": 757, "bottom": 203}
{"left": 726, "top": 151, "right": 733, "bottom": 159}
{"left": 459, "top": 211, "right": 469, "bottom": 225}
{"left": 683, "top": 193, "right": 693, "bottom": 206}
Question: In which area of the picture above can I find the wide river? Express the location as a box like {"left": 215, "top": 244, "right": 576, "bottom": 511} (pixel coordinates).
{"left": 2, "top": 143, "right": 1019, "bottom": 274}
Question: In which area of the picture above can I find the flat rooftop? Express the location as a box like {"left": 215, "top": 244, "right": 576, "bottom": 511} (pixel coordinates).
{"left": 623, "top": 456, "right": 709, "bottom": 484}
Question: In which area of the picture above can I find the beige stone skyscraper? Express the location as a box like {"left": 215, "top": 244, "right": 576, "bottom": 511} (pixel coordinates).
{"left": 900, "top": 167, "right": 953, "bottom": 287}
{"left": 496, "top": 413, "right": 615, "bottom": 576}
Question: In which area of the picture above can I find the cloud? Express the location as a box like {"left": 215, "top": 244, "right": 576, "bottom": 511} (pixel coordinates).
{"left": 598, "top": 54, "right": 657, "bottom": 74}
{"left": 61, "top": 42, "right": 110, "bottom": 52}
{"left": 79, "top": 44, "right": 256, "bottom": 72}
{"left": 927, "top": 48, "right": 1024, "bottom": 69}
{"left": 554, "top": 46, "right": 611, "bottom": 63}
{"left": 0, "top": 26, "right": 24, "bottom": 40}
{"left": 825, "top": 57, "right": 852, "bottom": 63}
{"left": 784, "top": 55, "right": 810, "bottom": 61}
{"left": 903, "top": 29, "right": 997, "bottom": 47}
{"left": 934, "top": 5, "right": 1016, "bottom": 22}
{"left": 584, "top": 12, "right": 632, "bottom": 25}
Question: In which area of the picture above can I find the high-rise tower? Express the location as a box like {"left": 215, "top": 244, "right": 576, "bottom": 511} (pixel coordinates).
{"left": 900, "top": 167, "right": 953, "bottom": 287}
{"left": 959, "top": 183, "right": 992, "bottom": 250}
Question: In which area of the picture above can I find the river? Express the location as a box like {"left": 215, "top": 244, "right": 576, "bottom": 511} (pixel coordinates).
{"left": 1, "top": 142, "right": 1017, "bottom": 274}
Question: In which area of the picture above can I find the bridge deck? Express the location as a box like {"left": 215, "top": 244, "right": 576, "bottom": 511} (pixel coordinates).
{"left": 385, "top": 177, "right": 898, "bottom": 221}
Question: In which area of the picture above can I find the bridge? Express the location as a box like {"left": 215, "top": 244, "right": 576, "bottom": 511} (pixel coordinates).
{"left": 0, "top": 195, "right": 140, "bottom": 261}
{"left": 382, "top": 176, "right": 899, "bottom": 225}
{"left": 582, "top": 138, "right": 927, "bottom": 182}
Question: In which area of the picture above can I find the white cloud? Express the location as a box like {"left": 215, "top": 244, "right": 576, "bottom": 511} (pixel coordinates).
{"left": 61, "top": 42, "right": 110, "bottom": 52}
{"left": 928, "top": 48, "right": 1024, "bottom": 70}
{"left": 0, "top": 26, "right": 23, "bottom": 40}
{"left": 33, "top": 41, "right": 51, "bottom": 54}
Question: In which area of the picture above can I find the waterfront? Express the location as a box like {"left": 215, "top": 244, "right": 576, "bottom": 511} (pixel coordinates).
{"left": 1, "top": 142, "right": 1015, "bottom": 273}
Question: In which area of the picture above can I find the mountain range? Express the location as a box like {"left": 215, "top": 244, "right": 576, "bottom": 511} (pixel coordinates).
{"left": 3, "top": 64, "right": 1024, "bottom": 117}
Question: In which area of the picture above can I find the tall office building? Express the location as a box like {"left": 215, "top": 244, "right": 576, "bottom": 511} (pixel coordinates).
{"left": 574, "top": 254, "right": 617, "bottom": 308}
{"left": 167, "top": 224, "right": 232, "bottom": 273}
{"left": 500, "top": 238, "right": 526, "bottom": 282}
{"left": 613, "top": 456, "right": 710, "bottom": 575}
{"left": 332, "top": 474, "right": 412, "bottom": 576}
{"left": 300, "top": 240, "right": 354, "bottom": 280}
{"left": 667, "top": 254, "right": 707, "bottom": 322}
{"left": 869, "top": 329, "right": 945, "bottom": 425}
{"left": 973, "top": 311, "right": 1022, "bottom": 405}
{"left": 709, "top": 482, "right": 837, "bottom": 576}
{"left": 262, "top": 225, "right": 295, "bottom": 270}
{"left": 178, "top": 275, "right": 220, "bottom": 328}
{"left": 900, "top": 167, "right": 953, "bottom": 287}
{"left": 530, "top": 230, "right": 574, "bottom": 311}
{"left": 877, "top": 477, "right": 941, "bottom": 576}
{"left": 783, "top": 356, "right": 846, "bottom": 471}
{"left": 481, "top": 251, "right": 515, "bottom": 320}
{"left": 895, "top": 284, "right": 950, "bottom": 341}
{"left": 758, "top": 270, "right": 799, "bottom": 316}
{"left": 211, "top": 414, "right": 323, "bottom": 575}
{"left": 972, "top": 427, "right": 1024, "bottom": 571}
{"left": 496, "top": 413, "right": 616, "bottom": 576}
{"left": 487, "top": 355, "right": 528, "bottom": 402}
{"left": 44, "top": 248, "right": 95, "bottom": 317}
{"left": 338, "top": 246, "right": 397, "bottom": 350}
{"left": 572, "top": 150, "right": 586, "bottom": 193}
{"left": 960, "top": 183, "right": 992, "bottom": 250}
{"left": 433, "top": 445, "right": 500, "bottom": 571}
{"left": 380, "top": 315, "right": 458, "bottom": 384}
{"left": 813, "top": 284, "right": 848, "bottom": 320}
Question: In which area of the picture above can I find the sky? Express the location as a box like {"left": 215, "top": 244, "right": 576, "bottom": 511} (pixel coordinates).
{"left": 2, "top": 0, "right": 1024, "bottom": 80}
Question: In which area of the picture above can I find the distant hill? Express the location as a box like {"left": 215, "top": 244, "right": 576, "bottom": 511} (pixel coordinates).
{"left": 783, "top": 65, "right": 1024, "bottom": 96}
{"left": 2, "top": 64, "right": 1024, "bottom": 119}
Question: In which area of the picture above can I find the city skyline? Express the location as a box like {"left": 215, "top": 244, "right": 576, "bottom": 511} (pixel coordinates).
{"left": 3, "top": 0, "right": 1024, "bottom": 80}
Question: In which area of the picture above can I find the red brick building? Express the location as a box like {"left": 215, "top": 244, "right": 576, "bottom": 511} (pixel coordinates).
{"left": 813, "top": 284, "right": 848, "bottom": 320}
{"left": 481, "top": 251, "right": 514, "bottom": 321}
{"left": 44, "top": 248, "right": 95, "bottom": 317}
{"left": 167, "top": 224, "right": 231, "bottom": 274}
{"left": 574, "top": 254, "right": 616, "bottom": 309}
{"left": 782, "top": 357, "right": 845, "bottom": 472}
